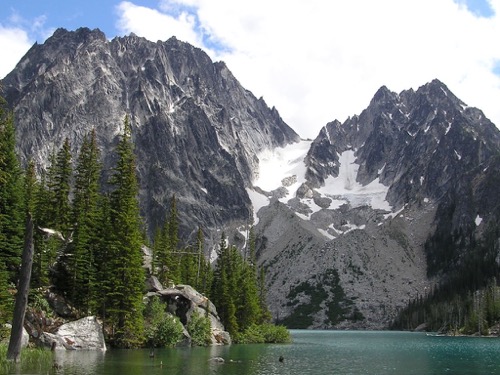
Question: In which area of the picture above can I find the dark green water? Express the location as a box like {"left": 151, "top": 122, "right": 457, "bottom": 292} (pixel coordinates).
{"left": 11, "top": 330, "right": 500, "bottom": 374}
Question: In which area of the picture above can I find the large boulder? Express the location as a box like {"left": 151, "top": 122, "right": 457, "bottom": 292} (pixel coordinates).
{"left": 38, "top": 316, "right": 106, "bottom": 351}
{"left": 155, "top": 284, "right": 230, "bottom": 345}
{"left": 2, "top": 324, "right": 30, "bottom": 348}
{"left": 145, "top": 275, "right": 163, "bottom": 292}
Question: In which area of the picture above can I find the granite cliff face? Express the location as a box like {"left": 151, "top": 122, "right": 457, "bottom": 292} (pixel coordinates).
{"left": 2, "top": 27, "right": 299, "bottom": 240}
{"left": 3, "top": 28, "right": 500, "bottom": 329}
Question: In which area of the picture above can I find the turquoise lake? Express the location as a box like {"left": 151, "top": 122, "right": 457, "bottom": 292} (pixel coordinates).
{"left": 11, "top": 330, "right": 500, "bottom": 374}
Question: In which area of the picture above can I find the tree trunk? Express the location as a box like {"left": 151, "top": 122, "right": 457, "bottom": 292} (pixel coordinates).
{"left": 7, "top": 214, "right": 34, "bottom": 362}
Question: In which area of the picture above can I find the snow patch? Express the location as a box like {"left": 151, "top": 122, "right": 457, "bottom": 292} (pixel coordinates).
{"left": 318, "top": 228, "right": 335, "bottom": 240}
{"left": 254, "top": 141, "right": 310, "bottom": 193}
{"left": 247, "top": 141, "right": 395, "bottom": 228}
{"left": 445, "top": 122, "right": 452, "bottom": 135}
{"left": 475, "top": 215, "right": 483, "bottom": 226}
{"left": 246, "top": 188, "right": 270, "bottom": 225}
{"left": 317, "top": 150, "right": 391, "bottom": 211}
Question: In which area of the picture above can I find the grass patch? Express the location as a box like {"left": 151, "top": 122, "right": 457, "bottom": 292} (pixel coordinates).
{"left": 0, "top": 344, "right": 54, "bottom": 374}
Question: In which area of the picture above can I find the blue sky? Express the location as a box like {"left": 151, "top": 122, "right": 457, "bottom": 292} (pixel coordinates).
{"left": 0, "top": 0, "right": 499, "bottom": 138}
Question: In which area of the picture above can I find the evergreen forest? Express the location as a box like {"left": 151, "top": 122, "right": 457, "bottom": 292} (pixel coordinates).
{"left": 392, "top": 216, "right": 500, "bottom": 334}
{"left": 0, "top": 96, "right": 288, "bottom": 348}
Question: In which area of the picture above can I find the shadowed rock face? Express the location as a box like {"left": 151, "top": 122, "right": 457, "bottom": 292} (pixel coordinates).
{"left": 3, "top": 27, "right": 299, "bottom": 241}
{"left": 155, "top": 284, "right": 230, "bottom": 345}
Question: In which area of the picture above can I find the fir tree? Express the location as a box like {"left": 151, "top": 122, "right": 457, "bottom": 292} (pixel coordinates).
{"left": 23, "top": 160, "right": 37, "bottom": 218}
{"left": 31, "top": 171, "right": 57, "bottom": 287}
{"left": 211, "top": 233, "right": 238, "bottom": 336}
{"left": 51, "top": 138, "right": 72, "bottom": 237}
{"left": 236, "top": 231, "right": 261, "bottom": 330}
{"left": 106, "top": 116, "right": 145, "bottom": 347}
{"left": 94, "top": 193, "right": 114, "bottom": 320}
{"left": 194, "top": 227, "right": 212, "bottom": 296}
{"left": 0, "top": 96, "right": 24, "bottom": 279}
{"left": 154, "top": 195, "right": 181, "bottom": 286}
{"left": 62, "top": 130, "right": 101, "bottom": 313}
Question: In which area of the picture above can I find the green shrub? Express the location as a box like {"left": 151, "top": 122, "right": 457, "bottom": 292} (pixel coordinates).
{"left": 155, "top": 315, "right": 184, "bottom": 347}
{"left": 259, "top": 324, "right": 291, "bottom": 343}
{"left": 145, "top": 296, "right": 184, "bottom": 347}
{"left": 235, "top": 324, "right": 291, "bottom": 344}
{"left": 187, "top": 311, "right": 212, "bottom": 346}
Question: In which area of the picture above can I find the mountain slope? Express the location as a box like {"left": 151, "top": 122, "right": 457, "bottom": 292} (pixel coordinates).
{"left": 249, "top": 80, "right": 500, "bottom": 328}
{"left": 2, "top": 27, "right": 299, "bottom": 240}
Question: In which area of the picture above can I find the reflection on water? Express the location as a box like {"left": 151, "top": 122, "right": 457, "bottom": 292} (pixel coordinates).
{"left": 11, "top": 331, "right": 500, "bottom": 375}
{"left": 54, "top": 350, "right": 105, "bottom": 374}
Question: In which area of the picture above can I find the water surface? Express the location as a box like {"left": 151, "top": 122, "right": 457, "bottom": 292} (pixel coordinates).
{"left": 11, "top": 330, "right": 500, "bottom": 374}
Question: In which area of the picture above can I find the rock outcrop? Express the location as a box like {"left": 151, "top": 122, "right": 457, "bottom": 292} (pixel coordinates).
{"left": 2, "top": 324, "right": 30, "bottom": 349}
{"left": 154, "top": 284, "right": 230, "bottom": 345}
{"left": 38, "top": 316, "right": 106, "bottom": 351}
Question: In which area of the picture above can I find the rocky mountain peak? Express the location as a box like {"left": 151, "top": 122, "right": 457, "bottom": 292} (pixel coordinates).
{"left": 3, "top": 27, "right": 299, "bottom": 242}
{"left": 251, "top": 79, "right": 500, "bottom": 328}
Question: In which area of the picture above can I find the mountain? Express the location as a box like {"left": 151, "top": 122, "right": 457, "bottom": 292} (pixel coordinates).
{"left": 2, "top": 28, "right": 500, "bottom": 329}
{"left": 249, "top": 79, "right": 500, "bottom": 328}
{"left": 1, "top": 27, "right": 299, "bottom": 243}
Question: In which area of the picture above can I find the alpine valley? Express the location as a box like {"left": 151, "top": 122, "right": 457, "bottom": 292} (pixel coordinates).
{"left": 3, "top": 27, "right": 500, "bottom": 330}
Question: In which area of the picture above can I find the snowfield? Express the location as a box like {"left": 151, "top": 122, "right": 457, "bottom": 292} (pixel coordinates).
{"left": 248, "top": 141, "right": 393, "bottom": 224}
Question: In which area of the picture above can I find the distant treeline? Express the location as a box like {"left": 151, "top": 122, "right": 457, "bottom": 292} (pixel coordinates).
{"left": 392, "top": 218, "right": 500, "bottom": 334}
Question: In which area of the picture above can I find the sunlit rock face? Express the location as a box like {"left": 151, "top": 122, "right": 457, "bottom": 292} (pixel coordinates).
{"left": 2, "top": 27, "right": 299, "bottom": 241}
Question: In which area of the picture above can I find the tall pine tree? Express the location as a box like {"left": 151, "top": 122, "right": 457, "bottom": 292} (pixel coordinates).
{"left": 60, "top": 130, "right": 102, "bottom": 313}
{"left": 51, "top": 138, "right": 72, "bottom": 237}
{"left": 0, "top": 95, "right": 24, "bottom": 280}
{"left": 106, "top": 116, "right": 145, "bottom": 347}
{"left": 211, "top": 233, "right": 238, "bottom": 336}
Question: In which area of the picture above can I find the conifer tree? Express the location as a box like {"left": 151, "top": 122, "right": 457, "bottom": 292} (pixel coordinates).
{"left": 51, "top": 138, "right": 72, "bottom": 237}
{"left": 0, "top": 96, "right": 24, "bottom": 279}
{"left": 94, "top": 193, "right": 114, "bottom": 320}
{"left": 63, "top": 130, "right": 101, "bottom": 313}
{"left": 236, "top": 230, "right": 261, "bottom": 330}
{"left": 31, "top": 171, "right": 56, "bottom": 287}
{"left": 154, "top": 195, "right": 181, "bottom": 286}
{"left": 106, "top": 116, "right": 145, "bottom": 347}
{"left": 179, "top": 245, "right": 197, "bottom": 287}
{"left": 211, "top": 233, "right": 238, "bottom": 336}
{"left": 194, "top": 227, "right": 212, "bottom": 296}
{"left": 151, "top": 226, "right": 162, "bottom": 278}
{"left": 23, "top": 160, "right": 37, "bottom": 218}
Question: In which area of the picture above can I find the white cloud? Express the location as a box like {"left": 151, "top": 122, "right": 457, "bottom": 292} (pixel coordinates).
{"left": 0, "top": 26, "right": 32, "bottom": 79}
{"left": 114, "top": 0, "right": 500, "bottom": 138}
{"left": 0, "top": 11, "right": 53, "bottom": 79}
{"left": 115, "top": 1, "right": 202, "bottom": 46}
{"left": 2, "top": 1, "right": 499, "bottom": 140}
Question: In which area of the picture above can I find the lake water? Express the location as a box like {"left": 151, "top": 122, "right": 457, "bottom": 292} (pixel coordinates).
{"left": 11, "top": 330, "right": 500, "bottom": 374}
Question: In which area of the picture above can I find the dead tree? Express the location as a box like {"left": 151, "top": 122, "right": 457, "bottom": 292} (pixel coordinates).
{"left": 7, "top": 214, "right": 34, "bottom": 362}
